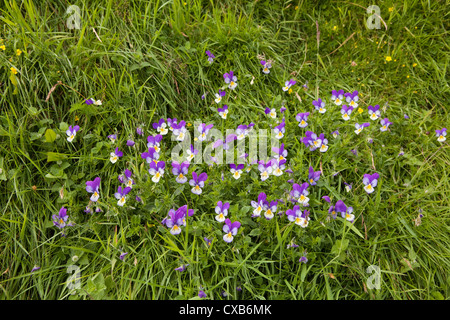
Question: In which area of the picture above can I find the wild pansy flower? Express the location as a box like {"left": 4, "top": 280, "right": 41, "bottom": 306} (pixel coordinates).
{"left": 404, "top": 114, "right": 409, "bottom": 119}
{"left": 189, "top": 171, "right": 208, "bottom": 195}
{"left": 344, "top": 90, "right": 359, "bottom": 108}
{"left": 303, "top": 81, "right": 309, "bottom": 90}
{"left": 290, "top": 182, "right": 310, "bottom": 205}
{"left": 167, "top": 118, "right": 178, "bottom": 132}
{"left": 258, "top": 160, "right": 273, "bottom": 181}
{"left": 152, "top": 118, "right": 168, "bottom": 135}
{"left": 302, "top": 131, "right": 322, "bottom": 151}
{"left": 286, "top": 205, "right": 310, "bottom": 227}
{"left": 172, "top": 161, "right": 190, "bottom": 183}
{"left": 175, "top": 264, "right": 189, "bottom": 272}
{"left": 205, "top": 50, "right": 215, "bottom": 64}
{"left": 271, "top": 159, "right": 286, "bottom": 176}
{"left": 235, "top": 124, "right": 249, "bottom": 141}
{"left": 85, "top": 98, "right": 94, "bottom": 105}
{"left": 108, "top": 133, "right": 117, "bottom": 143}
{"left": 368, "top": 105, "right": 381, "bottom": 120}
{"left": 141, "top": 147, "right": 159, "bottom": 164}
{"left": 280, "top": 106, "right": 287, "bottom": 113}
{"left": 341, "top": 105, "right": 354, "bottom": 121}
{"left": 222, "top": 218, "right": 241, "bottom": 243}
{"left": 308, "top": 166, "right": 321, "bottom": 185}
{"left": 273, "top": 121, "right": 286, "bottom": 139}
{"left": 86, "top": 177, "right": 101, "bottom": 201}
{"left": 299, "top": 252, "right": 308, "bottom": 264}
{"left": 313, "top": 98, "right": 326, "bottom": 114}
{"left": 318, "top": 133, "right": 328, "bottom": 152}
{"left": 66, "top": 125, "right": 80, "bottom": 142}
{"left": 213, "top": 134, "right": 237, "bottom": 150}
{"left": 282, "top": 79, "right": 296, "bottom": 92}
{"left": 136, "top": 127, "right": 144, "bottom": 136}
{"left": 149, "top": 161, "right": 165, "bottom": 183}
{"left": 146, "top": 134, "right": 163, "bottom": 153}
{"left": 260, "top": 60, "right": 272, "bottom": 74}
{"left": 354, "top": 122, "right": 370, "bottom": 135}
{"left": 265, "top": 107, "right": 277, "bottom": 119}
{"left": 118, "top": 169, "right": 135, "bottom": 188}
{"left": 86, "top": 98, "right": 102, "bottom": 105}
{"left": 198, "top": 123, "right": 214, "bottom": 141}
{"left": 119, "top": 252, "right": 128, "bottom": 261}
{"left": 162, "top": 205, "right": 194, "bottom": 235}
{"left": 272, "top": 143, "right": 288, "bottom": 161}
{"left": 229, "top": 164, "right": 244, "bottom": 179}
{"left": 172, "top": 120, "right": 187, "bottom": 141}
{"left": 84, "top": 206, "right": 92, "bottom": 214}
{"left": 186, "top": 144, "right": 198, "bottom": 162}
{"left": 126, "top": 139, "right": 135, "bottom": 147}
{"left": 52, "top": 207, "right": 73, "bottom": 233}
{"left": 198, "top": 290, "right": 207, "bottom": 298}
{"left": 218, "top": 105, "right": 229, "bottom": 119}
{"left": 251, "top": 192, "right": 267, "bottom": 217}
{"left": 363, "top": 173, "right": 379, "bottom": 194}
{"left": 263, "top": 200, "right": 278, "bottom": 220}
{"left": 435, "top": 128, "right": 447, "bottom": 142}
{"left": 223, "top": 71, "right": 238, "bottom": 90}
{"left": 114, "top": 186, "right": 131, "bottom": 206}
{"left": 215, "top": 90, "right": 226, "bottom": 103}
{"left": 335, "top": 200, "right": 355, "bottom": 223}
{"left": 331, "top": 89, "right": 345, "bottom": 105}
{"left": 296, "top": 112, "right": 310, "bottom": 128}
{"left": 31, "top": 266, "right": 41, "bottom": 273}
{"left": 344, "top": 182, "right": 353, "bottom": 192}
{"left": 328, "top": 204, "right": 337, "bottom": 220}
{"left": 380, "top": 118, "right": 392, "bottom": 132}
{"left": 322, "top": 195, "right": 331, "bottom": 203}
{"left": 95, "top": 207, "right": 102, "bottom": 213}
{"left": 204, "top": 237, "right": 212, "bottom": 247}
{"left": 110, "top": 147, "right": 123, "bottom": 164}
{"left": 215, "top": 201, "right": 230, "bottom": 222}
{"left": 332, "top": 130, "right": 339, "bottom": 138}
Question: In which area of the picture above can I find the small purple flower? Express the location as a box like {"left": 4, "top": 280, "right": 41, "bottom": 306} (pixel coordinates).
{"left": 263, "top": 200, "right": 278, "bottom": 220}
{"left": 251, "top": 192, "right": 267, "bottom": 217}
{"left": 318, "top": 133, "right": 328, "bottom": 152}
{"left": 331, "top": 89, "right": 344, "bottom": 105}
{"left": 380, "top": 118, "right": 392, "bottom": 132}
{"left": 296, "top": 112, "right": 310, "bottom": 128}
{"left": 290, "top": 183, "right": 310, "bottom": 205}
{"left": 172, "top": 161, "right": 190, "bottom": 183}
{"left": 167, "top": 118, "right": 178, "bottom": 131}
{"left": 302, "top": 131, "right": 322, "bottom": 151}
{"left": 404, "top": 114, "right": 409, "bottom": 119}
{"left": 272, "top": 143, "right": 288, "bottom": 161}
{"left": 344, "top": 182, "right": 353, "bottom": 192}
{"left": 141, "top": 147, "right": 159, "bottom": 164}
{"left": 205, "top": 50, "right": 215, "bottom": 64}
{"left": 198, "top": 123, "right": 214, "bottom": 141}
{"left": 215, "top": 89, "right": 226, "bottom": 103}
{"left": 189, "top": 172, "right": 208, "bottom": 195}
{"left": 152, "top": 118, "right": 168, "bottom": 135}
{"left": 354, "top": 122, "right": 370, "bottom": 135}
{"left": 31, "top": 266, "right": 40, "bottom": 273}
{"left": 261, "top": 60, "right": 272, "bottom": 74}
{"left": 313, "top": 98, "right": 326, "bottom": 113}
{"left": 147, "top": 134, "right": 163, "bottom": 153}
{"left": 328, "top": 205, "right": 337, "bottom": 219}
{"left": 162, "top": 205, "right": 194, "bottom": 235}
{"left": 308, "top": 166, "right": 321, "bottom": 186}
{"left": 84, "top": 206, "right": 92, "bottom": 214}
{"left": 368, "top": 105, "right": 381, "bottom": 120}
{"left": 271, "top": 159, "right": 286, "bottom": 176}
{"left": 224, "top": 71, "right": 238, "bottom": 90}
{"left": 85, "top": 98, "right": 94, "bottom": 105}
{"left": 86, "top": 177, "right": 101, "bottom": 201}
{"left": 110, "top": 147, "right": 123, "bottom": 164}
{"left": 258, "top": 160, "right": 273, "bottom": 181}
{"left": 363, "top": 173, "right": 379, "bottom": 194}
{"left": 215, "top": 201, "right": 230, "bottom": 222}
{"left": 229, "top": 163, "right": 244, "bottom": 179}
{"left": 213, "top": 134, "right": 237, "bottom": 151}
{"left": 322, "top": 195, "right": 331, "bottom": 203}
{"left": 280, "top": 106, "right": 287, "bottom": 113}
{"left": 136, "top": 127, "right": 144, "bottom": 136}
{"left": 299, "top": 252, "right": 308, "bottom": 264}
{"left": 52, "top": 207, "right": 73, "bottom": 234}
{"left": 95, "top": 207, "right": 102, "bottom": 213}
{"left": 335, "top": 200, "right": 355, "bottom": 223}
{"left": 126, "top": 139, "right": 135, "bottom": 147}
{"left": 136, "top": 196, "right": 142, "bottom": 202}
{"left": 204, "top": 237, "right": 212, "bottom": 246}
{"left": 435, "top": 128, "right": 447, "bottom": 142}
{"left": 66, "top": 125, "right": 80, "bottom": 142}
{"left": 344, "top": 90, "right": 359, "bottom": 108}
{"left": 149, "top": 161, "right": 165, "bottom": 183}
{"left": 175, "top": 264, "right": 189, "bottom": 272}
{"left": 198, "top": 290, "right": 207, "bottom": 298}
{"left": 218, "top": 105, "right": 229, "bottom": 119}
{"left": 223, "top": 218, "right": 241, "bottom": 243}
{"left": 114, "top": 186, "right": 132, "bottom": 206}
{"left": 351, "top": 149, "right": 358, "bottom": 156}
{"left": 273, "top": 121, "right": 286, "bottom": 139}
{"left": 331, "top": 130, "right": 339, "bottom": 138}
{"left": 119, "top": 252, "right": 128, "bottom": 261}
{"left": 286, "top": 205, "right": 310, "bottom": 227}
{"left": 282, "top": 79, "right": 296, "bottom": 92}
{"left": 341, "top": 105, "right": 354, "bottom": 121}
{"left": 172, "top": 120, "right": 187, "bottom": 141}
{"left": 108, "top": 133, "right": 117, "bottom": 142}
{"left": 265, "top": 107, "right": 277, "bottom": 119}
{"left": 186, "top": 144, "right": 198, "bottom": 162}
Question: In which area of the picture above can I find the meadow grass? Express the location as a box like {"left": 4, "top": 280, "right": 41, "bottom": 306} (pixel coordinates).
{"left": 0, "top": 0, "right": 449, "bottom": 300}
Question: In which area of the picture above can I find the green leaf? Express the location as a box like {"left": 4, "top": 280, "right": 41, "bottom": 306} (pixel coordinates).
{"left": 59, "top": 122, "right": 69, "bottom": 132}
{"left": 249, "top": 228, "right": 261, "bottom": 237}
{"left": 47, "top": 152, "right": 68, "bottom": 162}
{"left": 44, "top": 129, "right": 57, "bottom": 143}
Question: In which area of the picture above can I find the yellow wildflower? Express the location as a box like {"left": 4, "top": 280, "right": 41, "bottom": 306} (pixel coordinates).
{"left": 16, "top": 49, "right": 22, "bottom": 56}
{"left": 0, "top": 45, "right": 5, "bottom": 51}
{"left": 389, "top": 7, "right": 394, "bottom": 12}
{"left": 385, "top": 56, "right": 392, "bottom": 62}
{"left": 413, "top": 63, "right": 417, "bottom": 67}
{"left": 357, "top": 108, "right": 364, "bottom": 114}
{"left": 10, "top": 67, "right": 18, "bottom": 74}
